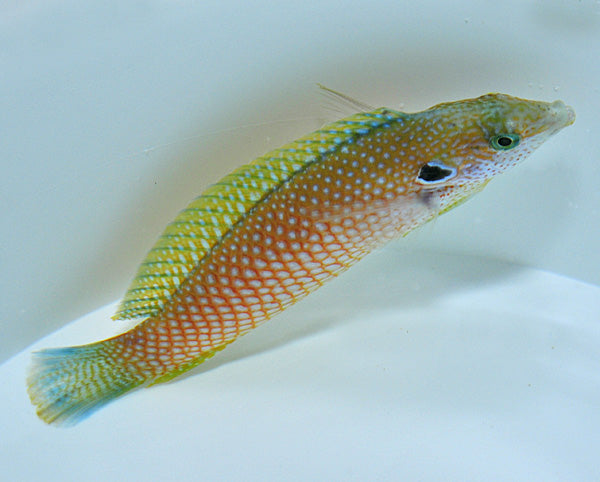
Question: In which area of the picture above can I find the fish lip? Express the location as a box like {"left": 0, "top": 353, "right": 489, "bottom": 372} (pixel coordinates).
{"left": 565, "top": 105, "right": 576, "bottom": 126}
{"left": 550, "top": 100, "right": 576, "bottom": 128}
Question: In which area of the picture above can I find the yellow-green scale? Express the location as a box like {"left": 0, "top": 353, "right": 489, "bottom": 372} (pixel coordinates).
{"left": 114, "top": 108, "right": 405, "bottom": 321}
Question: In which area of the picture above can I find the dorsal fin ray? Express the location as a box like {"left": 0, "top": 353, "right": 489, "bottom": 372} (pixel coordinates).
{"left": 317, "top": 83, "right": 375, "bottom": 113}
{"left": 113, "top": 108, "right": 403, "bottom": 320}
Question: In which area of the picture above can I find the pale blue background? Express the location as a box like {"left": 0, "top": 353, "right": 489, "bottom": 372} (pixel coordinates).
{"left": 2, "top": 0, "right": 598, "bottom": 361}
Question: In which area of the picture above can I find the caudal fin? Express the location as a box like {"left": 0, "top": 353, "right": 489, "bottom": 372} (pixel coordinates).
{"left": 27, "top": 342, "right": 144, "bottom": 426}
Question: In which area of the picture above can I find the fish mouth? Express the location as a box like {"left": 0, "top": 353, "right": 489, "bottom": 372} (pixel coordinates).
{"left": 549, "top": 100, "right": 576, "bottom": 131}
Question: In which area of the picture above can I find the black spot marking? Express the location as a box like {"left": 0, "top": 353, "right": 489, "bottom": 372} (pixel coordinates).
{"left": 418, "top": 163, "right": 455, "bottom": 183}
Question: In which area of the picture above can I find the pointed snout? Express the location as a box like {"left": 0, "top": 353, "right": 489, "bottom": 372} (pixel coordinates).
{"left": 549, "top": 100, "right": 576, "bottom": 130}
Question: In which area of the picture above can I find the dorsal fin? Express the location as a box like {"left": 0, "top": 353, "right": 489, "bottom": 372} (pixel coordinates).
{"left": 113, "top": 108, "right": 402, "bottom": 320}
{"left": 317, "top": 83, "right": 375, "bottom": 113}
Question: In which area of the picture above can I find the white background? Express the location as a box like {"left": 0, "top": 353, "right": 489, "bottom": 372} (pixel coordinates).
{"left": 2, "top": 254, "right": 600, "bottom": 481}
{"left": 1, "top": 1, "right": 599, "bottom": 480}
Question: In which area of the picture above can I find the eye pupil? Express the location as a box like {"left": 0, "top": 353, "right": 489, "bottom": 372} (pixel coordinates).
{"left": 417, "top": 162, "right": 455, "bottom": 183}
{"left": 491, "top": 133, "right": 520, "bottom": 150}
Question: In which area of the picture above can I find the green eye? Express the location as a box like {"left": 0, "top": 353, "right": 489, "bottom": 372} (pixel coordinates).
{"left": 490, "top": 134, "right": 520, "bottom": 150}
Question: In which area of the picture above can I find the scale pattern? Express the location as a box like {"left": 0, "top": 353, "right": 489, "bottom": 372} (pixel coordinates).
{"left": 119, "top": 125, "right": 424, "bottom": 384}
{"left": 115, "top": 108, "right": 403, "bottom": 320}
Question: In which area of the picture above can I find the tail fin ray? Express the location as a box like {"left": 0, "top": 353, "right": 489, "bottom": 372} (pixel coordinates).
{"left": 27, "top": 343, "right": 143, "bottom": 426}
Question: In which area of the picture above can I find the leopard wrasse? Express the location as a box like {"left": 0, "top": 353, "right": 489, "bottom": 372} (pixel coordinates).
{"left": 28, "top": 92, "right": 575, "bottom": 425}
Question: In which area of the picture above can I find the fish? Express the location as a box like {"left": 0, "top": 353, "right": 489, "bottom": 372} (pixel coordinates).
{"left": 27, "top": 92, "right": 575, "bottom": 426}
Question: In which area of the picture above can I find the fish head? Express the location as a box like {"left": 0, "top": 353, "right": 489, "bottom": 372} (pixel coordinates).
{"left": 412, "top": 93, "right": 575, "bottom": 213}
